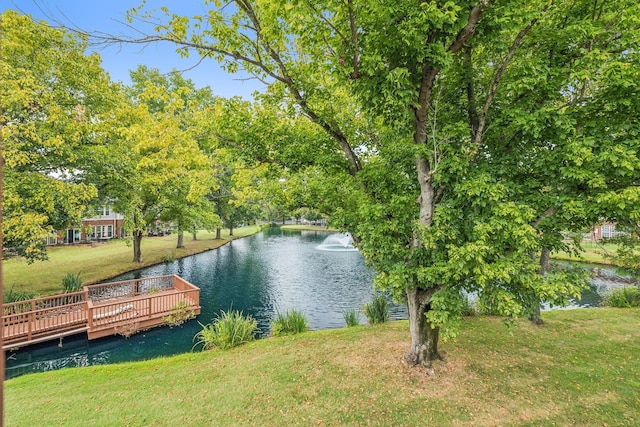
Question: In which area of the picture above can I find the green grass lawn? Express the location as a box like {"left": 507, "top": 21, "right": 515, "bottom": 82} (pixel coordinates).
{"left": 2, "top": 226, "right": 262, "bottom": 296}
{"left": 552, "top": 241, "right": 621, "bottom": 265}
{"left": 5, "top": 308, "right": 639, "bottom": 426}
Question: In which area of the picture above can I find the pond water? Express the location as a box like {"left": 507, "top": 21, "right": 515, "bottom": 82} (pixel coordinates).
{"left": 5, "top": 229, "right": 638, "bottom": 379}
{"left": 5, "top": 228, "right": 405, "bottom": 379}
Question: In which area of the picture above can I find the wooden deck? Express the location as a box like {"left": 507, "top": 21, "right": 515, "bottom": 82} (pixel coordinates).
{"left": 2, "top": 275, "right": 200, "bottom": 350}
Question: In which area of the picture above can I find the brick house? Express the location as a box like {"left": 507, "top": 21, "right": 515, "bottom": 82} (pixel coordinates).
{"left": 47, "top": 205, "right": 125, "bottom": 245}
{"left": 583, "top": 222, "right": 622, "bottom": 242}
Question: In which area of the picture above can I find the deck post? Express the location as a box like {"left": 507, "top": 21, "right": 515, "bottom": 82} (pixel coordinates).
{"left": 84, "top": 287, "right": 93, "bottom": 331}
{"left": 28, "top": 311, "right": 34, "bottom": 341}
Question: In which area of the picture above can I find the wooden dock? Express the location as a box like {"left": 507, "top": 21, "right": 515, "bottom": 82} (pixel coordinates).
{"left": 2, "top": 275, "right": 201, "bottom": 350}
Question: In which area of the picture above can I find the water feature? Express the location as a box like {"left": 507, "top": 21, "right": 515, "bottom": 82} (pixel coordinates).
{"left": 5, "top": 229, "right": 638, "bottom": 379}
{"left": 5, "top": 228, "right": 405, "bottom": 378}
{"left": 316, "top": 233, "right": 358, "bottom": 252}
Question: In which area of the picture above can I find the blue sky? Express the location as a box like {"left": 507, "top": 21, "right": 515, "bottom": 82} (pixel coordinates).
{"left": 2, "top": 0, "right": 265, "bottom": 98}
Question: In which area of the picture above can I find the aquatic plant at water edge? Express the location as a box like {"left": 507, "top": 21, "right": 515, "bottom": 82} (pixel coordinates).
{"left": 362, "top": 294, "right": 389, "bottom": 325}
{"left": 601, "top": 286, "right": 640, "bottom": 308}
{"left": 343, "top": 308, "right": 360, "bottom": 327}
{"left": 61, "top": 273, "right": 82, "bottom": 293}
{"left": 162, "top": 251, "right": 175, "bottom": 263}
{"left": 163, "top": 300, "right": 196, "bottom": 327}
{"left": 4, "top": 286, "right": 38, "bottom": 315}
{"left": 193, "top": 309, "right": 258, "bottom": 350}
{"left": 461, "top": 297, "right": 476, "bottom": 316}
{"left": 270, "top": 309, "right": 309, "bottom": 336}
{"left": 4, "top": 286, "right": 37, "bottom": 304}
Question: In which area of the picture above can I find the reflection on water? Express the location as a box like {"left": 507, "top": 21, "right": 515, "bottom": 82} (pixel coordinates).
{"left": 554, "top": 261, "right": 639, "bottom": 309}
{"left": 6, "top": 228, "right": 405, "bottom": 379}
{"left": 6, "top": 231, "right": 638, "bottom": 379}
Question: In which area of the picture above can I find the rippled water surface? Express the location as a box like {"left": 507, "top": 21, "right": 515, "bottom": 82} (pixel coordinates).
{"left": 7, "top": 229, "right": 638, "bottom": 378}
{"left": 6, "top": 228, "right": 405, "bottom": 378}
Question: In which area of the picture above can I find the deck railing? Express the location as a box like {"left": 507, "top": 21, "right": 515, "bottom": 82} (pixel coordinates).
{"left": 85, "top": 275, "right": 175, "bottom": 304}
{"left": 3, "top": 275, "right": 200, "bottom": 348}
{"left": 3, "top": 291, "right": 87, "bottom": 344}
{"left": 87, "top": 280, "right": 200, "bottom": 330}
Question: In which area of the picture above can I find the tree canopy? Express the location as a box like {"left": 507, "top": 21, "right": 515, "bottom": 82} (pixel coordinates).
{"left": 1, "top": 10, "right": 120, "bottom": 262}
{"left": 127, "top": 0, "right": 640, "bottom": 368}
{"left": 99, "top": 66, "right": 221, "bottom": 262}
{"left": 1, "top": 1, "right": 638, "bottom": 372}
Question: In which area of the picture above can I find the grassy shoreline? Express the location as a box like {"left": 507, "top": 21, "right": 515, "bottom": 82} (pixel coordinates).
{"left": 4, "top": 226, "right": 639, "bottom": 425}
{"left": 2, "top": 226, "right": 266, "bottom": 296}
{"left": 2, "top": 224, "right": 340, "bottom": 297}
{"left": 4, "top": 224, "right": 633, "bottom": 298}
{"left": 6, "top": 308, "right": 640, "bottom": 426}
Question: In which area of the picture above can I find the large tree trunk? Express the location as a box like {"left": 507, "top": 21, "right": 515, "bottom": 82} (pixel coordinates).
{"left": 132, "top": 230, "right": 143, "bottom": 263}
{"left": 176, "top": 231, "right": 184, "bottom": 248}
{"left": 216, "top": 227, "right": 221, "bottom": 239}
{"left": 529, "top": 246, "right": 551, "bottom": 324}
{"left": 405, "top": 152, "right": 441, "bottom": 369}
{"left": 401, "top": 3, "right": 490, "bottom": 372}
{"left": 404, "top": 287, "right": 441, "bottom": 369}
{"left": 191, "top": 226, "right": 197, "bottom": 241}
{"left": 229, "top": 226, "right": 234, "bottom": 236}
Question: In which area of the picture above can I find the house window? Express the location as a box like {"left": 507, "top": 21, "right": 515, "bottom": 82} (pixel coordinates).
{"left": 602, "top": 224, "right": 615, "bottom": 239}
{"left": 97, "top": 206, "right": 110, "bottom": 217}
{"left": 92, "top": 225, "right": 114, "bottom": 239}
{"left": 65, "top": 228, "right": 81, "bottom": 244}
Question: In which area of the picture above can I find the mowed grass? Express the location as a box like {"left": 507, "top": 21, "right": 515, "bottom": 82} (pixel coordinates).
{"left": 6, "top": 308, "right": 640, "bottom": 426}
{"left": 3, "top": 226, "right": 261, "bottom": 296}
{"left": 553, "top": 241, "right": 621, "bottom": 266}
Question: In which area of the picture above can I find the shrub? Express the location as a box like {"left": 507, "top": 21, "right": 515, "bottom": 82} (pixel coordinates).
{"left": 163, "top": 300, "right": 196, "bottom": 327}
{"left": 162, "top": 252, "right": 175, "bottom": 263}
{"left": 4, "top": 286, "right": 37, "bottom": 304}
{"left": 362, "top": 294, "right": 389, "bottom": 325}
{"left": 270, "top": 309, "right": 309, "bottom": 336}
{"left": 342, "top": 308, "right": 360, "bottom": 327}
{"left": 460, "top": 294, "right": 477, "bottom": 317}
{"left": 601, "top": 286, "right": 640, "bottom": 308}
{"left": 61, "top": 273, "right": 82, "bottom": 293}
{"left": 193, "top": 309, "right": 257, "bottom": 351}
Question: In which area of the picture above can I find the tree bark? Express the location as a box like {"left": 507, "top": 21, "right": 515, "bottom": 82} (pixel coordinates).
{"left": 176, "top": 231, "right": 184, "bottom": 248}
{"left": 404, "top": 287, "right": 442, "bottom": 368}
{"left": 529, "top": 246, "right": 551, "bottom": 324}
{"left": 132, "top": 230, "right": 143, "bottom": 263}
{"left": 191, "top": 226, "right": 197, "bottom": 240}
{"left": 216, "top": 227, "right": 221, "bottom": 240}
{"left": 229, "top": 226, "right": 234, "bottom": 236}
{"left": 403, "top": 3, "right": 495, "bottom": 369}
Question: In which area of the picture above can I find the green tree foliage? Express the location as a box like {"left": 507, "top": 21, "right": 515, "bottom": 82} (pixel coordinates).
{"left": 128, "top": 0, "right": 640, "bottom": 368}
{"left": 98, "top": 66, "right": 221, "bottom": 261}
{"left": 0, "top": 11, "right": 119, "bottom": 261}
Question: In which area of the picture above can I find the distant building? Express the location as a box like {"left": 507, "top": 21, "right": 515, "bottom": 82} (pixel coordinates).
{"left": 584, "top": 222, "right": 623, "bottom": 242}
{"left": 47, "top": 205, "right": 125, "bottom": 245}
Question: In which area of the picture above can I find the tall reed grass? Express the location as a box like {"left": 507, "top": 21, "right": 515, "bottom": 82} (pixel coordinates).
{"left": 61, "top": 272, "right": 82, "bottom": 293}
{"left": 362, "top": 294, "right": 389, "bottom": 324}
{"left": 342, "top": 308, "right": 360, "bottom": 327}
{"left": 193, "top": 310, "right": 258, "bottom": 350}
{"left": 270, "top": 309, "right": 309, "bottom": 336}
{"left": 601, "top": 286, "right": 640, "bottom": 308}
